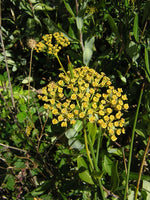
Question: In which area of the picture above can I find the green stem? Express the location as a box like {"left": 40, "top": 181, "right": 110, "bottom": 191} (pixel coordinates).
{"left": 83, "top": 127, "right": 94, "bottom": 169}
{"left": 134, "top": 135, "right": 150, "bottom": 200}
{"left": 28, "top": 48, "right": 33, "bottom": 104}
{"left": 55, "top": 54, "right": 67, "bottom": 76}
{"left": 96, "top": 128, "right": 102, "bottom": 165}
{"left": 87, "top": 133, "right": 105, "bottom": 200}
{"left": 124, "top": 83, "right": 144, "bottom": 200}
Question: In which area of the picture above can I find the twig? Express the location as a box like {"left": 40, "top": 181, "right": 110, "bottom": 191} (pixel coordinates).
{"left": 0, "top": 143, "right": 27, "bottom": 153}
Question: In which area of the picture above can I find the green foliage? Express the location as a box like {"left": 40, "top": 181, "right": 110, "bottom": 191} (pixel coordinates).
{"left": 1, "top": 0, "right": 150, "bottom": 199}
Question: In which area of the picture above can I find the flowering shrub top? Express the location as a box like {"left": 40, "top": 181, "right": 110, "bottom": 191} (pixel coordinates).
{"left": 38, "top": 66, "right": 129, "bottom": 141}
{"left": 35, "top": 32, "right": 70, "bottom": 55}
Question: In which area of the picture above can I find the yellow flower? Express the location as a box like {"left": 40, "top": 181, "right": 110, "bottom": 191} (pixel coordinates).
{"left": 89, "top": 116, "right": 96, "bottom": 123}
{"left": 101, "top": 122, "right": 107, "bottom": 129}
{"left": 71, "top": 94, "right": 77, "bottom": 100}
{"left": 78, "top": 93, "right": 84, "bottom": 99}
{"left": 82, "top": 102, "right": 88, "bottom": 108}
{"left": 67, "top": 113, "right": 74, "bottom": 119}
{"left": 59, "top": 93, "right": 64, "bottom": 98}
{"left": 88, "top": 109, "right": 94, "bottom": 115}
{"left": 70, "top": 120, "right": 76, "bottom": 124}
{"left": 52, "top": 118, "right": 58, "bottom": 124}
{"left": 72, "top": 87, "right": 78, "bottom": 93}
{"left": 89, "top": 88, "right": 95, "bottom": 94}
{"left": 116, "top": 104, "right": 122, "bottom": 111}
{"left": 92, "top": 103, "right": 97, "bottom": 109}
{"left": 58, "top": 80, "right": 64, "bottom": 86}
{"left": 44, "top": 104, "right": 50, "bottom": 109}
{"left": 106, "top": 108, "right": 112, "bottom": 114}
{"left": 93, "top": 97, "right": 99, "bottom": 102}
{"left": 109, "top": 115, "right": 115, "bottom": 121}
{"left": 111, "top": 135, "right": 117, "bottom": 141}
{"left": 101, "top": 100, "right": 106, "bottom": 104}
{"left": 50, "top": 99, "right": 55, "bottom": 105}
{"left": 124, "top": 103, "right": 129, "bottom": 110}
{"left": 61, "top": 108, "right": 67, "bottom": 114}
{"left": 58, "top": 115, "right": 64, "bottom": 121}
{"left": 104, "top": 115, "right": 109, "bottom": 122}
{"left": 122, "top": 94, "right": 128, "bottom": 100}
{"left": 116, "top": 129, "right": 121, "bottom": 135}
{"left": 42, "top": 96, "right": 48, "bottom": 101}
{"left": 116, "top": 111, "right": 122, "bottom": 119}
{"left": 122, "top": 128, "right": 125, "bottom": 134}
{"left": 74, "top": 110, "right": 79, "bottom": 115}
{"left": 52, "top": 109, "right": 59, "bottom": 115}
{"left": 98, "top": 110, "right": 105, "bottom": 116}
{"left": 79, "top": 112, "right": 85, "bottom": 118}
{"left": 70, "top": 104, "right": 75, "bottom": 109}
{"left": 61, "top": 121, "right": 67, "bottom": 127}
{"left": 109, "top": 129, "right": 114, "bottom": 135}
{"left": 56, "top": 102, "right": 61, "bottom": 108}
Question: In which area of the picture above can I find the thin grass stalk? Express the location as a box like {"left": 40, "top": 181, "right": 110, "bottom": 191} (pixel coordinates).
{"left": 28, "top": 48, "right": 33, "bottom": 104}
{"left": 134, "top": 135, "right": 150, "bottom": 200}
{"left": 124, "top": 83, "right": 144, "bottom": 200}
{"left": 0, "top": 30, "right": 15, "bottom": 109}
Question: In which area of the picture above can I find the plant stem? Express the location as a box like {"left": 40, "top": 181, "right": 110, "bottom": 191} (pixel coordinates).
{"left": 124, "top": 83, "right": 144, "bottom": 200}
{"left": 55, "top": 54, "right": 68, "bottom": 76}
{"left": 134, "top": 135, "right": 150, "bottom": 200}
{"left": 83, "top": 127, "right": 94, "bottom": 169}
{"left": 96, "top": 128, "right": 102, "bottom": 164}
{"left": 0, "top": 29, "right": 15, "bottom": 109}
{"left": 87, "top": 133, "right": 105, "bottom": 200}
{"left": 28, "top": 48, "right": 33, "bottom": 104}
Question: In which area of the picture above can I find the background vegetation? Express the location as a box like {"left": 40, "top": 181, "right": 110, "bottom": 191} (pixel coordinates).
{"left": 0, "top": 0, "right": 150, "bottom": 199}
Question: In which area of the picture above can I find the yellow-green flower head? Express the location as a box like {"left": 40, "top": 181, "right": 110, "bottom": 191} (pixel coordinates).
{"left": 35, "top": 32, "right": 70, "bottom": 55}
{"left": 38, "top": 66, "right": 129, "bottom": 141}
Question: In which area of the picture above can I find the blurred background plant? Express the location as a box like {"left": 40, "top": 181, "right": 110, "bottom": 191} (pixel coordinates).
{"left": 0, "top": 0, "right": 150, "bottom": 199}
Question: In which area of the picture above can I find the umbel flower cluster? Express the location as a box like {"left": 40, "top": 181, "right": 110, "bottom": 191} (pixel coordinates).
{"left": 35, "top": 32, "right": 70, "bottom": 55}
{"left": 38, "top": 66, "right": 129, "bottom": 141}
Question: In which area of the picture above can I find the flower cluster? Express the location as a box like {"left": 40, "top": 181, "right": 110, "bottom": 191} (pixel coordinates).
{"left": 38, "top": 66, "right": 129, "bottom": 141}
{"left": 35, "top": 32, "right": 70, "bottom": 55}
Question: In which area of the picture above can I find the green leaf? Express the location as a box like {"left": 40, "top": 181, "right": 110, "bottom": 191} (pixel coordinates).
{"left": 63, "top": 0, "right": 75, "bottom": 18}
{"left": 68, "top": 138, "right": 84, "bottom": 150}
{"left": 135, "top": 129, "right": 146, "bottom": 138}
{"left": 133, "top": 13, "right": 139, "bottom": 42}
{"left": 142, "top": 1, "right": 150, "bottom": 23}
{"left": 111, "top": 160, "right": 119, "bottom": 192}
{"left": 22, "top": 76, "right": 33, "bottom": 84}
{"left": 143, "top": 180, "right": 150, "bottom": 194}
{"left": 102, "top": 153, "right": 113, "bottom": 176}
{"left": 76, "top": 16, "right": 83, "bottom": 31}
{"left": 6, "top": 174, "right": 15, "bottom": 191}
{"left": 77, "top": 156, "right": 94, "bottom": 185}
{"left": 17, "top": 112, "right": 27, "bottom": 123}
{"left": 74, "top": 120, "right": 83, "bottom": 132}
{"left": 87, "top": 122, "right": 97, "bottom": 145}
{"left": 83, "top": 36, "right": 95, "bottom": 66}
{"left": 31, "top": 180, "right": 51, "bottom": 196}
{"left": 65, "top": 128, "right": 77, "bottom": 139}
{"left": 19, "top": 104, "right": 27, "bottom": 112}
{"left": 105, "top": 14, "right": 120, "bottom": 40}
{"left": 14, "top": 159, "right": 26, "bottom": 170}
{"left": 33, "top": 3, "right": 55, "bottom": 11}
